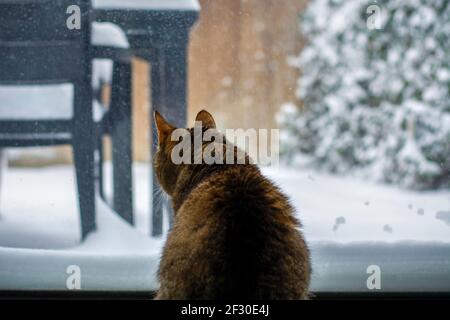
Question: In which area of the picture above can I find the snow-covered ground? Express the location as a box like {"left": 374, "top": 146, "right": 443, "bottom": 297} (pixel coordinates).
{"left": 264, "top": 167, "right": 450, "bottom": 243}
{"left": 0, "top": 163, "right": 449, "bottom": 292}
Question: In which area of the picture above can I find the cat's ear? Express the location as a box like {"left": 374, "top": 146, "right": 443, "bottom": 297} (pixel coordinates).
{"left": 195, "top": 110, "right": 216, "bottom": 129}
{"left": 154, "top": 111, "right": 175, "bottom": 143}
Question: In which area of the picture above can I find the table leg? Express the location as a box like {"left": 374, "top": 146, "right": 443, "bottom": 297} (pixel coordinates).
{"left": 110, "top": 61, "right": 134, "bottom": 225}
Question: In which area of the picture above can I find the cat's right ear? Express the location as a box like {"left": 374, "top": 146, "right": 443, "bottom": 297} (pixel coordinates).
{"left": 154, "top": 111, "right": 175, "bottom": 144}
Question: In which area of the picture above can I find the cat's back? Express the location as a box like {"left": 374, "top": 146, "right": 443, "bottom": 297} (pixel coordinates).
{"left": 160, "top": 165, "right": 310, "bottom": 299}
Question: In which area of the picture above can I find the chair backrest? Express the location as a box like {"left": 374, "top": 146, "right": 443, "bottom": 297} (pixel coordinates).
{"left": 0, "top": 0, "right": 91, "bottom": 84}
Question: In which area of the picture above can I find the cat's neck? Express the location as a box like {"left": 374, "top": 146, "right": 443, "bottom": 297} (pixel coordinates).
{"left": 171, "top": 144, "right": 256, "bottom": 212}
{"left": 171, "top": 164, "right": 229, "bottom": 212}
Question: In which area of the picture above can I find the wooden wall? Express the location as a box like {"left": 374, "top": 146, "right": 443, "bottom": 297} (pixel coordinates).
{"left": 188, "top": 0, "right": 307, "bottom": 131}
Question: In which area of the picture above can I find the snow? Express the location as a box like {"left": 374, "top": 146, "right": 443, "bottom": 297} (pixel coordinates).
{"left": 1, "top": 163, "right": 449, "bottom": 291}
{"left": 93, "top": 0, "right": 200, "bottom": 11}
{"left": 263, "top": 167, "right": 450, "bottom": 243}
{"left": 0, "top": 164, "right": 165, "bottom": 291}
{"left": 310, "top": 241, "right": 450, "bottom": 292}
{"left": 0, "top": 84, "right": 73, "bottom": 120}
{"left": 436, "top": 211, "right": 450, "bottom": 226}
{"left": 0, "top": 163, "right": 161, "bottom": 249}
{"left": 91, "top": 22, "right": 129, "bottom": 49}
{"left": 0, "top": 199, "right": 164, "bottom": 291}
{"left": 0, "top": 85, "right": 105, "bottom": 121}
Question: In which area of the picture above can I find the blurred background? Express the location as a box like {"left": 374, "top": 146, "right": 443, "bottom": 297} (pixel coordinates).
{"left": 8, "top": 0, "right": 308, "bottom": 165}
{"left": 9, "top": 0, "right": 449, "bottom": 193}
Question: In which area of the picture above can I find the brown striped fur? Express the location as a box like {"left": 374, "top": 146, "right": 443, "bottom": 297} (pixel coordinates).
{"left": 153, "top": 110, "right": 310, "bottom": 299}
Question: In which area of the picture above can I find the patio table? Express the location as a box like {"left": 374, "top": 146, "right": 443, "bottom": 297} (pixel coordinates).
{"left": 92, "top": 0, "right": 200, "bottom": 236}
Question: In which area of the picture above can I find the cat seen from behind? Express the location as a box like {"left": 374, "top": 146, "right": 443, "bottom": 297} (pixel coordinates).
{"left": 153, "top": 110, "right": 310, "bottom": 299}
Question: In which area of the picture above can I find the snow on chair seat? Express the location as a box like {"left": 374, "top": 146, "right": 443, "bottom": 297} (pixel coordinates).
{"left": 0, "top": 84, "right": 74, "bottom": 120}
{"left": 0, "top": 85, "right": 105, "bottom": 122}
{"left": 91, "top": 22, "right": 130, "bottom": 49}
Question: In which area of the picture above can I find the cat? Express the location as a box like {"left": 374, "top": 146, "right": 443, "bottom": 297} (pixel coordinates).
{"left": 153, "top": 109, "right": 311, "bottom": 300}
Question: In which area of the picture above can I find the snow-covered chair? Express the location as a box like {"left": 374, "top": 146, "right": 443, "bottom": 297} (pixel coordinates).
{"left": 0, "top": 0, "right": 133, "bottom": 239}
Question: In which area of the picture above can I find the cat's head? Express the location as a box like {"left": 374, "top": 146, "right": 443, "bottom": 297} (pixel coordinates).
{"left": 153, "top": 109, "right": 222, "bottom": 195}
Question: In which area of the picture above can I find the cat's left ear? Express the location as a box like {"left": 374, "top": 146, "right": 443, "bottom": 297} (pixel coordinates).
{"left": 154, "top": 111, "right": 175, "bottom": 144}
{"left": 195, "top": 110, "right": 216, "bottom": 129}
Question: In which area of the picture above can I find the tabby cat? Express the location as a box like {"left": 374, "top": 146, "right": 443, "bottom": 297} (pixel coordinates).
{"left": 154, "top": 110, "right": 310, "bottom": 299}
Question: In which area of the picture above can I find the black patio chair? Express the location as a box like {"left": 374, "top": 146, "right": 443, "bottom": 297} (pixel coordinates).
{"left": 0, "top": 0, "right": 133, "bottom": 239}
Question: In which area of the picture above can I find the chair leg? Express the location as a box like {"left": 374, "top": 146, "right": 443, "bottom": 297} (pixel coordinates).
{"left": 0, "top": 149, "right": 5, "bottom": 209}
{"left": 73, "top": 76, "right": 96, "bottom": 240}
{"left": 73, "top": 141, "right": 96, "bottom": 240}
{"left": 109, "top": 61, "right": 133, "bottom": 225}
{"left": 72, "top": 107, "right": 97, "bottom": 240}
{"left": 96, "top": 125, "right": 105, "bottom": 201}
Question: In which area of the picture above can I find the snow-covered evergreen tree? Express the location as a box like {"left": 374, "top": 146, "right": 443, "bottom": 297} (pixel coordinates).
{"left": 278, "top": 0, "right": 450, "bottom": 189}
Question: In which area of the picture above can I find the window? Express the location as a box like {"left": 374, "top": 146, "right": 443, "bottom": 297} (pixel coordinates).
{"left": 0, "top": 0, "right": 449, "bottom": 298}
